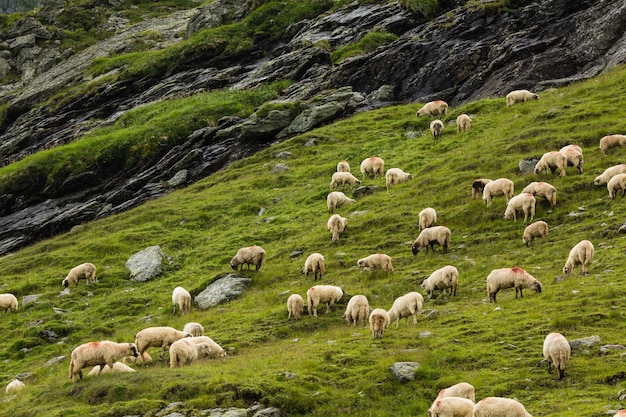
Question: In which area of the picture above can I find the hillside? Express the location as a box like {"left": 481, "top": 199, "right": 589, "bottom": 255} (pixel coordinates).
{"left": 1, "top": 62, "right": 626, "bottom": 416}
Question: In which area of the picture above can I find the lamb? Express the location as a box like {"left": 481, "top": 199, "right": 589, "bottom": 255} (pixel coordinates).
{"left": 188, "top": 335, "right": 227, "bottom": 359}
{"left": 482, "top": 178, "right": 514, "bottom": 207}
{"left": 123, "top": 351, "right": 152, "bottom": 364}
{"left": 327, "top": 214, "right": 348, "bottom": 242}
{"left": 607, "top": 173, "right": 626, "bottom": 199}
{"left": 435, "top": 382, "right": 476, "bottom": 402}
{"left": 134, "top": 326, "right": 192, "bottom": 360}
{"left": 343, "top": 295, "right": 370, "bottom": 327}
{"left": 230, "top": 245, "right": 266, "bottom": 271}
{"left": 471, "top": 178, "right": 491, "bottom": 199}
{"left": 416, "top": 100, "right": 449, "bottom": 117}
{"left": 534, "top": 151, "right": 568, "bottom": 177}
{"left": 430, "top": 119, "right": 444, "bottom": 140}
{"left": 62, "top": 262, "right": 97, "bottom": 287}
{"left": 287, "top": 293, "right": 304, "bottom": 320}
{"left": 505, "top": 89, "right": 539, "bottom": 107}
{"left": 169, "top": 338, "right": 213, "bottom": 368}
{"left": 337, "top": 160, "right": 350, "bottom": 172}
{"left": 183, "top": 322, "right": 204, "bottom": 337}
{"left": 369, "top": 308, "right": 390, "bottom": 339}
{"left": 541, "top": 332, "right": 571, "bottom": 380}
{"left": 599, "top": 134, "right": 626, "bottom": 155}
{"left": 594, "top": 164, "right": 626, "bottom": 186}
{"left": 330, "top": 171, "right": 361, "bottom": 189}
{"left": 559, "top": 146, "right": 584, "bottom": 174}
{"left": 563, "top": 239, "right": 594, "bottom": 276}
{"left": 69, "top": 340, "right": 139, "bottom": 382}
{"left": 385, "top": 168, "right": 413, "bottom": 191}
{"left": 421, "top": 265, "right": 459, "bottom": 298}
{"left": 5, "top": 378, "right": 25, "bottom": 394}
{"left": 456, "top": 113, "right": 471, "bottom": 133}
{"left": 306, "top": 285, "right": 344, "bottom": 317}
{"left": 0, "top": 293, "right": 18, "bottom": 314}
{"left": 303, "top": 252, "right": 325, "bottom": 281}
{"left": 418, "top": 207, "right": 437, "bottom": 232}
{"left": 521, "top": 181, "right": 556, "bottom": 209}
{"left": 357, "top": 253, "right": 394, "bottom": 273}
{"left": 486, "top": 267, "right": 542, "bottom": 302}
{"left": 473, "top": 397, "right": 533, "bottom": 417}
{"left": 411, "top": 225, "right": 451, "bottom": 255}
{"left": 172, "top": 286, "right": 192, "bottom": 315}
{"left": 327, "top": 191, "right": 356, "bottom": 213}
{"left": 88, "top": 361, "right": 136, "bottom": 376}
{"left": 360, "top": 156, "right": 385, "bottom": 179}
{"left": 522, "top": 221, "right": 549, "bottom": 247}
{"left": 503, "top": 193, "right": 536, "bottom": 223}
{"left": 387, "top": 292, "right": 423, "bottom": 327}
{"left": 427, "top": 397, "right": 474, "bottom": 417}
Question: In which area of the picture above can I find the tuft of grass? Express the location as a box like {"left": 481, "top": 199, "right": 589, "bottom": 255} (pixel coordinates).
{"left": 330, "top": 31, "right": 399, "bottom": 64}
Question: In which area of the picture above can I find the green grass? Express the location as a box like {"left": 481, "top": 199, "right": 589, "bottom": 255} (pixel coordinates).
{"left": 2, "top": 65, "right": 626, "bottom": 416}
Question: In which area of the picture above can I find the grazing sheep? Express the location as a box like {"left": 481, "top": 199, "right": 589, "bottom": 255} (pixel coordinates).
{"left": 169, "top": 338, "right": 212, "bottom": 368}
{"left": 482, "top": 178, "right": 514, "bottom": 207}
{"left": 343, "top": 295, "right": 370, "bottom": 327}
{"left": 506, "top": 89, "right": 539, "bottom": 107}
{"left": 456, "top": 113, "right": 472, "bottom": 133}
{"left": 327, "top": 214, "right": 348, "bottom": 242}
{"left": 563, "top": 239, "right": 594, "bottom": 276}
{"left": 5, "top": 378, "right": 25, "bottom": 394}
{"left": 0, "top": 293, "right": 18, "bottom": 314}
{"left": 430, "top": 119, "right": 444, "bottom": 140}
{"left": 337, "top": 160, "right": 350, "bottom": 172}
{"left": 522, "top": 181, "right": 556, "bottom": 209}
{"left": 416, "top": 100, "right": 449, "bottom": 117}
{"left": 307, "top": 285, "right": 344, "bottom": 317}
{"left": 134, "top": 326, "right": 192, "bottom": 360}
{"left": 503, "top": 193, "right": 536, "bottom": 223}
{"left": 172, "top": 286, "right": 192, "bottom": 315}
{"left": 230, "top": 245, "right": 266, "bottom": 272}
{"left": 411, "top": 226, "right": 451, "bottom": 255}
{"left": 62, "top": 262, "right": 97, "bottom": 287}
{"left": 369, "top": 308, "right": 390, "bottom": 339}
{"left": 421, "top": 265, "right": 459, "bottom": 298}
{"left": 88, "top": 361, "right": 136, "bottom": 376}
{"left": 473, "top": 397, "right": 533, "bottom": 417}
{"left": 472, "top": 178, "right": 491, "bottom": 199}
{"left": 69, "top": 341, "right": 138, "bottom": 382}
{"left": 330, "top": 171, "right": 361, "bottom": 189}
{"left": 387, "top": 292, "right": 423, "bottom": 327}
{"left": 183, "top": 322, "right": 204, "bottom": 337}
{"left": 522, "top": 221, "right": 549, "bottom": 247}
{"left": 435, "top": 382, "right": 476, "bottom": 402}
{"left": 559, "top": 146, "right": 584, "bottom": 174}
{"left": 542, "top": 332, "right": 571, "bottom": 380}
{"left": 594, "top": 164, "right": 626, "bottom": 186}
{"left": 486, "top": 267, "right": 542, "bottom": 302}
{"left": 360, "top": 156, "right": 385, "bottom": 179}
{"left": 287, "top": 294, "right": 304, "bottom": 320}
{"left": 534, "top": 151, "right": 568, "bottom": 177}
{"left": 614, "top": 410, "right": 626, "bottom": 417}
{"left": 607, "top": 173, "right": 626, "bottom": 199}
{"left": 418, "top": 207, "right": 437, "bottom": 232}
{"left": 303, "top": 253, "right": 325, "bottom": 281}
{"left": 428, "top": 397, "right": 474, "bottom": 417}
{"left": 385, "top": 167, "right": 413, "bottom": 191}
{"left": 560, "top": 144, "right": 582, "bottom": 154}
{"left": 327, "top": 191, "right": 356, "bottom": 213}
{"left": 357, "top": 253, "right": 394, "bottom": 273}
{"left": 189, "top": 336, "right": 227, "bottom": 359}
{"left": 599, "top": 134, "right": 626, "bottom": 156}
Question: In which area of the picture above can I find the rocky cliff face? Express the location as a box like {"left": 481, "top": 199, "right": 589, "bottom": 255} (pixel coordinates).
{"left": 0, "top": 0, "right": 624, "bottom": 255}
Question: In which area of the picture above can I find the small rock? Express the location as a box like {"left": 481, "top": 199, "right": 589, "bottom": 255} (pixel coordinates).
{"left": 275, "top": 151, "right": 292, "bottom": 158}
{"left": 419, "top": 331, "right": 432, "bottom": 338}
{"left": 427, "top": 310, "right": 439, "bottom": 320}
{"left": 389, "top": 362, "right": 420, "bottom": 383}
{"left": 570, "top": 335, "right": 601, "bottom": 350}
{"left": 600, "top": 344, "right": 626, "bottom": 353}
{"left": 272, "top": 163, "right": 289, "bottom": 173}
{"left": 304, "top": 138, "right": 319, "bottom": 147}
{"left": 290, "top": 250, "right": 304, "bottom": 259}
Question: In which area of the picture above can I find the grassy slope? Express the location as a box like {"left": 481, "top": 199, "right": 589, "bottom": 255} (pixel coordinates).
{"left": 1, "top": 65, "right": 626, "bottom": 417}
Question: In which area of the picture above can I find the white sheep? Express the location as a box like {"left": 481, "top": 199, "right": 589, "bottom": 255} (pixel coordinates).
{"left": 416, "top": 100, "right": 448, "bottom": 117}
{"left": 189, "top": 335, "right": 227, "bottom": 359}
{"left": 473, "top": 397, "right": 533, "bottom": 417}
{"left": 62, "top": 262, "right": 97, "bottom": 287}
{"left": 421, "top": 265, "right": 459, "bottom": 298}
{"left": 594, "top": 164, "right": 626, "bottom": 186}
{"left": 428, "top": 397, "right": 474, "bottom": 417}
{"left": 303, "top": 252, "right": 325, "bottom": 281}
{"left": 183, "top": 322, "right": 204, "bottom": 337}
{"left": 123, "top": 350, "right": 152, "bottom": 364}
{"left": 534, "top": 151, "right": 568, "bottom": 177}
{"left": 482, "top": 178, "right": 514, "bottom": 207}
{"left": 599, "top": 134, "right": 626, "bottom": 156}
{"left": 385, "top": 168, "right": 413, "bottom": 191}
{"left": 522, "top": 221, "right": 549, "bottom": 247}
{"left": 411, "top": 225, "right": 451, "bottom": 255}
{"left": 418, "top": 207, "right": 437, "bottom": 233}
{"left": 435, "top": 382, "right": 476, "bottom": 402}
{"left": 287, "top": 293, "right": 304, "bottom": 320}
{"left": 471, "top": 178, "right": 491, "bottom": 199}
{"left": 88, "top": 361, "right": 136, "bottom": 376}
{"left": 330, "top": 171, "right": 361, "bottom": 189}
{"left": 614, "top": 410, "right": 626, "bottom": 417}
{"left": 230, "top": 245, "right": 266, "bottom": 271}
{"left": 542, "top": 332, "right": 571, "bottom": 380}
{"left": 169, "top": 338, "right": 212, "bottom": 368}
{"left": 369, "top": 308, "right": 390, "bottom": 339}
{"left": 559, "top": 144, "right": 582, "bottom": 154}
{"left": 343, "top": 295, "right": 370, "bottom": 327}
{"left": 0, "top": 293, "right": 18, "bottom": 314}
{"left": 360, "top": 156, "right": 385, "bottom": 179}
{"left": 521, "top": 181, "right": 556, "bottom": 209}
{"left": 327, "top": 214, "right": 348, "bottom": 242}
{"left": 5, "top": 378, "right": 25, "bottom": 394}
{"left": 357, "top": 253, "right": 394, "bottom": 273}
{"left": 486, "top": 267, "right": 542, "bottom": 302}
{"left": 337, "top": 160, "right": 350, "bottom": 172}
{"left": 430, "top": 119, "right": 444, "bottom": 140}
{"left": 456, "top": 113, "right": 471, "bottom": 133}
{"left": 505, "top": 89, "right": 539, "bottom": 107}
{"left": 503, "top": 193, "right": 536, "bottom": 223}
{"left": 306, "top": 285, "right": 344, "bottom": 317}
{"left": 69, "top": 340, "right": 139, "bottom": 382}
{"left": 172, "top": 286, "right": 192, "bottom": 315}
{"left": 563, "top": 239, "right": 594, "bottom": 276}
{"left": 134, "top": 326, "right": 192, "bottom": 360}
{"left": 387, "top": 292, "right": 423, "bottom": 327}
{"left": 607, "top": 173, "right": 626, "bottom": 199}
{"left": 559, "top": 146, "right": 584, "bottom": 174}
{"left": 327, "top": 191, "right": 356, "bottom": 213}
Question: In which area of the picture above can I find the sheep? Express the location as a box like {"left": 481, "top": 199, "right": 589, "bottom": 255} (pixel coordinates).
{"left": 369, "top": 308, "right": 390, "bottom": 339}
{"left": 473, "top": 397, "right": 533, "bottom": 417}
{"left": 183, "top": 322, "right": 204, "bottom": 337}
{"left": 559, "top": 146, "right": 584, "bottom": 174}
{"left": 505, "top": 89, "right": 539, "bottom": 107}
{"left": 599, "top": 134, "right": 626, "bottom": 155}
{"left": 607, "top": 173, "right": 626, "bottom": 199}
{"left": 306, "top": 285, "right": 344, "bottom": 317}
{"left": 230, "top": 245, "right": 266, "bottom": 271}
{"left": 134, "top": 326, "right": 192, "bottom": 360}
{"left": 62, "top": 262, "right": 97, "bottom": 287}
{"left": 68, "top": 340, "right": 138, "bottom": 382}
{"left": 0, "top": 293, "right": 18, "bottom": 314}
{"left": 421, "top": 265, "right": 459, "bottom": 299}
{"left": 343, "top": 295, "right": 370, "bottom": 327}
{"left": 559, "top": 144, "right": 582, "bottom": 154}
{"left": 418, "top": 207, "right": 437, "bottom": 233}
{"left": 482, "top": 178, "right": 514, "bottom": 207}
{"left": 172, "top": 286, "right": 192, "bottom": 315}
{"left": 416, "top": 100, "right": 449, "bottom": 117}
{"left": 387, "top": 292, "right": 423, "bottom": 327}
{"left": 428, "top": 397, "right": 474, "bottom": 417}
{"left": 411, "top": 225, "right": 451, "bottom": 255}
{"left": 522, "top": 221, "right": 549, "bottom": 247}
{"left": 486, "top": 267, "right": 542, "bottom": 302}
{"left": 360, "top": 156, "right": 385, "bottom": 179}
{"left": 503, "top": 193, "right": 536, "bottom": 223}
{"left": 563, "top": 239, "right": 594, "bottom": 276}
{"left": 430, "top": 119, "right": 444, "bottom": 140}
{"left": 435, "top": 382, "right": 476, "bottom": 402}
{"left": 5, "top": 378, "right": 25, "bottom": 394}
{"left": 357, "top": 253, "right": 394, "bottom": 273}
{"left": 471, "top": 178, "right": 491, "bottom": 199}
{"left": 521, "top": 181, "right": 556, "bottom": 209}
{"left": 330, "top": 171, "right": 361, "bottom": 190}
{"left": 614, "top": 411, "right": 626, "bottom": 417}
{"left": 303, "top": 252, "right": 325, "bottom": 281}
{"left": 385, "top": 168, "right": 413, "bottom": 191}
{"left": 327, "top": 214, "right": 348, "bottom": 242}
{"left": 541, "top": 332, "right": 571, "bottom": 380}
{"left": 188, "top": 335, "right": 227, "bottom": 359}
{"left": 594, "top": 164, "right": 626, "bottom": 186}
{"left": 169, "top": 338, "right": 213, "bottom": 368}
{"left": 123, "top": 350, "right": 152, "bottom": 364}
{"left": 287, "top": 293, "right": 304, "bottom": 320}
{"left": 327, "top": 191, "right": 356, "bottom": 213}
{"left": 456, "top": 113, "right": 471, "bottom": 133}
{"left": 534, "top": 151, "right": 568, "bottom": 177}
{"left": 337, "top": 160, "right": 350, "bottom": 172}
{"left": 88, "top": 361, "right": 136, "bottom": 376}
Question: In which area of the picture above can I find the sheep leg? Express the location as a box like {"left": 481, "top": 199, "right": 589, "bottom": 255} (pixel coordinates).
{"left": 558, "top": 368, "right": 565, "bottom": 380}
